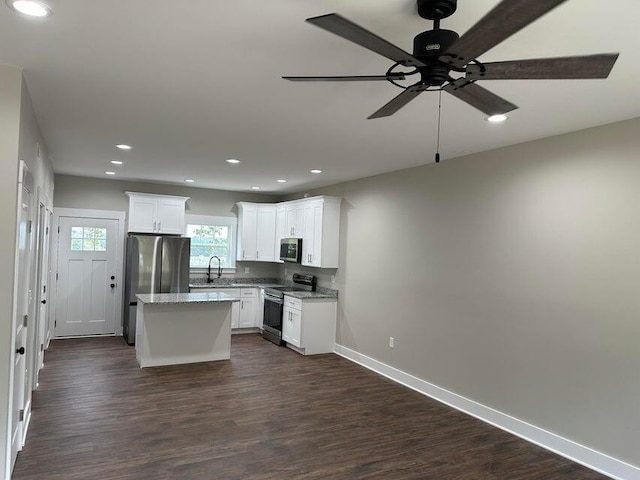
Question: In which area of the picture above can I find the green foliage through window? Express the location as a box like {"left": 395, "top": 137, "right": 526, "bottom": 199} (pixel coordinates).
{"left": 187, "top": 224, "right": 231, "bottom": 268}
{"left": 71, "top": 227, "right": 107, "bottom": 252}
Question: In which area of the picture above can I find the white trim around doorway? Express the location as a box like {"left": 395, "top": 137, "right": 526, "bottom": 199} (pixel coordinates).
{"left": 50, "top": 208, "right": 126, "bottom": 340}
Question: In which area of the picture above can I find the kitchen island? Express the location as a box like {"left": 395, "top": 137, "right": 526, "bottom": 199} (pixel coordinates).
{"left": 135, "top": 292, "right": 240, "bottom": 368}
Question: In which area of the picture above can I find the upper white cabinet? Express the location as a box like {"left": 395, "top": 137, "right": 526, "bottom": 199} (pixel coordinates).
{"left": 284, "top": 202, "right": 304, "bottom": 238}
{"left": 301, "top": 197, "right": 341, "bottom": 268}
{"left": 126, "top": 192, "right": 188, "bottom": 234}
{"left": 237, "top": 203, "right": 277, "bottom": 262}
{"left": 236, "top": 196, "right": 341, "bottom": 268}
{"left": 275, "top": 206, "right": 286, "bottom": 262}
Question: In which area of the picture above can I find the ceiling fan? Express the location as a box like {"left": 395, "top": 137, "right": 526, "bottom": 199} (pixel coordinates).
{"left": 283, "top": 0, "right": 620, "bottom": 120}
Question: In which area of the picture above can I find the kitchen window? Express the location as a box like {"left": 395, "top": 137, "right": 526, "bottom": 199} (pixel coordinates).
{"left": 185, "top": 215, "right": 237, "bottom": 270}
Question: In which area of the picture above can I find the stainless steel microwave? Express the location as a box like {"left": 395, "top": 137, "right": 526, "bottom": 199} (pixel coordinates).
{"left": 280, "top": 238, "right": 302, "bottom": 263}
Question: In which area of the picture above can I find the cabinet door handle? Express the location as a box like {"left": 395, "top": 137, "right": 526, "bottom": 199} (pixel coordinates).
{"left": 256, "top": 251, "right": 259, "bottom": 258}
{"left": 153, "top": 221, "right": 157, "bottom": 231}
{"left": 243, "top": 250, "right": 245, "bottom": 259}
{"left": 158, "top": 221, "right": 161, "bottom": 231}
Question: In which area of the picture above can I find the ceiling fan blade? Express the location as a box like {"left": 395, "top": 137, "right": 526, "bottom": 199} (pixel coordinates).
{"left": 368, "top": 85, "right": 426, "bottom": 119}
{"left": 442, "top": 0, "right": 569, "bottom": 68}
{"left": 444, "top": 79, "right": 518, "bottom": 116}
{"left": 283, "top": 74, "right": 406, "bottom": 82}
{"left": 307, "top": 13, "right": 426, "bottom": 68}
{"left": 466, "top": 53, "right": 620, "bottom": 80}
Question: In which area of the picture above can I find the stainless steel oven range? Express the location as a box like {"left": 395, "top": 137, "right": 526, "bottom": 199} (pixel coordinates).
{"left": 262, "top": 273, "right": 317, "bottom": 346}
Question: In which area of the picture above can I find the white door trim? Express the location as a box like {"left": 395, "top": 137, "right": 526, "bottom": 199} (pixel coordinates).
{"left": 50, "top": 208, "right": 126, "bottom": 337}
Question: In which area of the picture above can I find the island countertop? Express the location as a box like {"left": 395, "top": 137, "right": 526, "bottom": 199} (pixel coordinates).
{"left": 136, "top": 292, "right": 240, "bottom": 305}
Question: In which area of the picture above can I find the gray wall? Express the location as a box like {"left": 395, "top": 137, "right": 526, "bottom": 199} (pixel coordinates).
{"left": 286, "top": 118, "right": 640, "bottom": 467}
{"left": 53, "top": 175, "right": 282, "bottom": 279}
{"left": 0, "top": 64, "right": 22, "bottom": 480}
{"left": 54, "top": 175, "right": 279, "bottom": 217}
{"left": 0, "top": 66, "right": 56, "bottom": 479}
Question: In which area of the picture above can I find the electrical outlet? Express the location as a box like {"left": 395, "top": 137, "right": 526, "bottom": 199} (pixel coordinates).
{"left": 331, "top": 275, "right": 336, "bottom": 283}
{"left": 389, "top": 337, "right": 394, "bottom": 348}
{"left": 244, "top": 267, "right": 250, "bottom": 274}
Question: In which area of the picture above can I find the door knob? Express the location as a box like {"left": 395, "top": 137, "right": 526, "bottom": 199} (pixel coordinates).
{"left": 41, "top": 299, "right": 46, "bottom": 304}
{"left": 16, "top": 347, "right": 25, "bottom": 355}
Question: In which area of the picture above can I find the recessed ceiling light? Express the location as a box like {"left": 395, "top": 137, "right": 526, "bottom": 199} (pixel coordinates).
{"left": 487, "top": 114, "right": 508, "bottom": 123}
{"left": 7, "top": 0, "right": 51, "bottom": 17}
{"left": 111, "top": 160, "right": 123, "bottom": 165}
{"left": 276, "top": 179, "right": 287, "bottom": 183}
{"left": 105, "top": 171, "right": 116, "bottom": 176}
{"left": 116, "top": 144, "right": 132, "bottom": 150}
{"left": 184, "top": 179, "right": 195, "bottom": 183}
{"left": 251, "top": 186, "right": 261, "bottom": 190}
{"left": 226, "top": 159, "right": 241, "bottom": 164}
{"left": 310, "top": 169, "right": 322, "bottom": 174}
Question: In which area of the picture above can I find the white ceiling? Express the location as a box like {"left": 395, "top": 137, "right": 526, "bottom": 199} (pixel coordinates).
{"left": 1, "top": 0, "right": 639, "bottom": 194}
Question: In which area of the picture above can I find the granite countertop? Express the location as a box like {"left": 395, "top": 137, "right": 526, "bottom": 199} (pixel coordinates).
{"left": 283, "top": 291, "right": 338, "bottom": 300}
{"left": 136, "top": 292, "right": 240, "bottom": 305}
{"left": 188, "top": 277, "right": 339, "bottom": 300}
{"left": 189, "top": 283, "right": 285, "bottom": 289}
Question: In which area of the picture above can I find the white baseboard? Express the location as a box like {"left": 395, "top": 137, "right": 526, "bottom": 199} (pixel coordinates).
{"left": 334, "top": 343, "right": 640, "bottom": 480}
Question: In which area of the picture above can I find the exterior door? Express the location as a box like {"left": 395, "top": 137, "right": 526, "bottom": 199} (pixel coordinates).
{"left": 11, "top": 182, "right": 32, "bottom": 469}
{"left": 55, "top": 217, "right": 120, "bottom": 336}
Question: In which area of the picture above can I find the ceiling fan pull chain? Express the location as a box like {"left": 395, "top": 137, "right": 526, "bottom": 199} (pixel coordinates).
{"left": 435, "top": 90, "right": 442, "bottom": 163}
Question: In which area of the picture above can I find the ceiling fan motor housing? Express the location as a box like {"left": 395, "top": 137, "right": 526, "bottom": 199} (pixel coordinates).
{"left": 414, "top": 29, "right": 460, "bottom": 85}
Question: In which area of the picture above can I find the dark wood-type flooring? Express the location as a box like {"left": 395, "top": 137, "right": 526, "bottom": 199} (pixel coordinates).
{"left": 13, "top": 334, "right": 606, "bottom": 480}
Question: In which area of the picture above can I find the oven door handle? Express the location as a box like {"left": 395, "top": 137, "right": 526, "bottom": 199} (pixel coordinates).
{"left": 265, "top": 296, "right": 284, "bottom": 305}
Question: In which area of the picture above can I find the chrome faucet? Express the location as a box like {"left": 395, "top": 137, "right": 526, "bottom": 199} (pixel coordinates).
{"left": 207, "top": 256, "right": 222, "bottom": 283}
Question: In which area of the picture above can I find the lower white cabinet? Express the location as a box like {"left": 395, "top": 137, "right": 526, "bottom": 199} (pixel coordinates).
{"left": 257, "top": 288, "right": 265, "bottom": 329}
{"left": 281, "top": 295, "right": 337, "bottom": 355}
{"left": 239, "top": 288, "right": 258, "bottom": 328}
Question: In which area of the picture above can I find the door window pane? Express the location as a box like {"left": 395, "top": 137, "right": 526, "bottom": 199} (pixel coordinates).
{"left": 70, "top": 227, "right": 108, "bottom": 252}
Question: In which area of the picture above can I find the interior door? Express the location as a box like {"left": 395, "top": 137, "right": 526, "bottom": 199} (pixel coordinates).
{"left": 55, "top": 217, "right": 120, "bottom": 336}
{"left": 35, "top": 205, "right": 51, "bottom": 373}
{"left": 11, "top": 183, "right": 32, "bottom": 469}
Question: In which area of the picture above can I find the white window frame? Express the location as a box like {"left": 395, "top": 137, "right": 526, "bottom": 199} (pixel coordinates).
{"left": 185, "top": 214, "right": 237, "bottom": 272}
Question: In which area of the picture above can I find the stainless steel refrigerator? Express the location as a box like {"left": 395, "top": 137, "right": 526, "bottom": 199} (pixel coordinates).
{"left": 123, "top": 235, "right": 191, "bottom": 344}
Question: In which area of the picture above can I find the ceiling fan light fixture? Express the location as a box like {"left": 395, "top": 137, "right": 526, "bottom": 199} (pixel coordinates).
{"left": 310, "top": 169, "right": 322, "bottom": 174}
{"left": 226, "top": 159, "right": 241, "bottom": 164}
{"left": 116, "top": 144, "right": 132, "bottom": 150}
{"left": 487, "top": 114, "right": 508, "bottom": 123}
{"left": 7, "top": 0, "right": 50, "bottom": 17}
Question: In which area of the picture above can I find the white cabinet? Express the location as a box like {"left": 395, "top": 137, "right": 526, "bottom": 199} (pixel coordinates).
{"left": 256, "top": 206, "right": 276, "bottom": 261}
{"left": 282, "top": 304, "right": 302, "bottom": 347}
{"left": 239, "top": 288, "right": 257, "bottom": 328}
{"left": 281, "top": 295, "right": 337, "bottom": 355}
{"left": 235, "top": 196, "right": 341, "bottom": 268}
{"left": 126, "top": 192, "right": 188, "bottom": 234}
{"left": 284, "top": 202, "right": 304, "bottom": 238}
{"left": 236, "top": 203, "right": 276, "bottom": 262}
{"left": 301, "top": 197, "right": 341, "bottom": 268}
{"left": 274, "top": 206, "right": 286, "bottom": 262}
{"left": 257, "top": 288, "right": 265, "bottom": 329}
